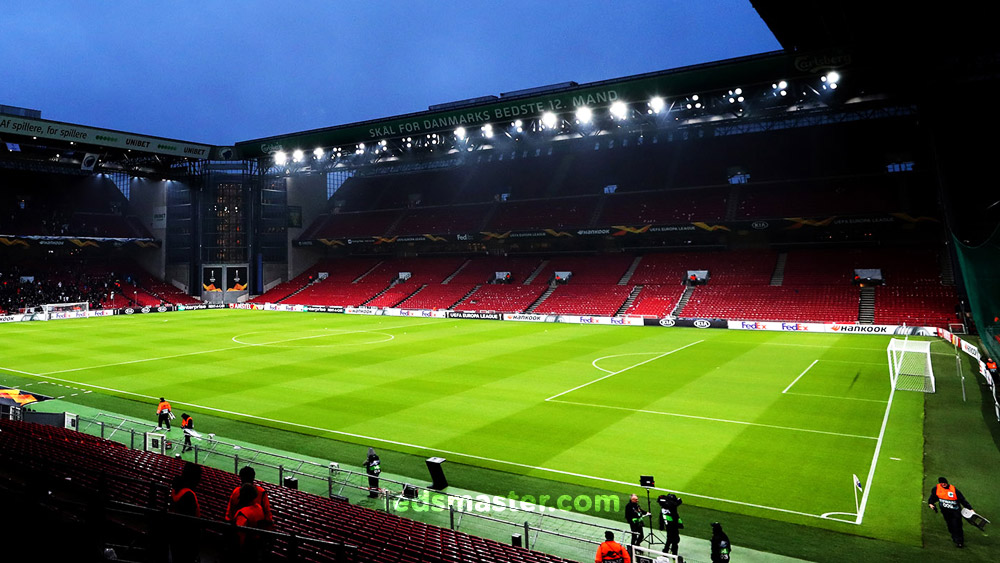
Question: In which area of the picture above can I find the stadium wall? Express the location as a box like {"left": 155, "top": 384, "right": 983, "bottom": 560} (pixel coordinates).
{"left": 286, "top": 175, "right": 328, "bottom": 282}
{"left": 127, "top": 178, "right": 167, "bottom": 279}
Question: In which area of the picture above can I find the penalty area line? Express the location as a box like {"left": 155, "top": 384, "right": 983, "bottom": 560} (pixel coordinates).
{"left": 547, "top": 399, "right": 877, "bottom": 440}
{"left": 782, "top": 359, "right": 818, "bottom": 394}
{"left": 547, "top": 340, "right": 704, "bottom": 402}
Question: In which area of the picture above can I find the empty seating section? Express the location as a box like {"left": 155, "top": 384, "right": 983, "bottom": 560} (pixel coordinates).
{"left": 874, "top": 285, "right": 958, "bottom": 327}
{"left": 531, "top": 255, "right": 633, "bottom": 285}
{"left": 362, "top": 257, "right": 467, "bottom": 285}
{"left": 448, "top": 257, "right": 543, "bottom": 285}
{"left": 624, "top": 285, "right": 686, "bottom": 317}
{"left": 252, "top": 258, "right": 382, "bottom": 304}
{"left": 872, "top": 248, "right": 958, "bottom": 326}
{"left": 283, "top": 282, "right": 385, "bottom": 307}
{"left": 300, "top": 209, "right": 403, "bottom": 240}
{"left": 0, "top": 170, "right": 152, "bottom": 239}
{"left": 0, "top": 419, "right": 570, "bottom": 563}
{"left": 116, "top": 281, "right": 163, "bottom": 307}
{"left": 397, "top": 284, "right": 477, "bottom": 310}
{"left": 486, "top": 196, "right": 599, "bottom": 231}
{"left": 782, "top": 249, "right": 872, "bottom": 285}
{"left": 598, "top": 188, "right": 729, "bottom": 225}
{"left": 735, "top": 179, "right": 899, "bottom": 219}
{"left": 454, "top": 285, "right": 547, "bottom": 313}
{"left": 629, "top": 251, "right": 776, "bottom": 286}
{"left": 254, "top": 247, "right": 957, "bottom": 325}
{"left": 681, "top": 285, "right": 861, "bottom": 322}
{"left": 532, "top": 285, "right": 633, "bottom": 316}
{"left": 389, "top": 204, "right": 491, "bottom": 235}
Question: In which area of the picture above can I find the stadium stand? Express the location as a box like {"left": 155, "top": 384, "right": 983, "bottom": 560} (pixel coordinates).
{"left": 624, "top": 284, "right": 687, "bottom": 317}
{"left": 453, "top": 285, "right": 548, "bottom": 313}
{"left": 0, "top": 418, "right": 572, "bottom": 563}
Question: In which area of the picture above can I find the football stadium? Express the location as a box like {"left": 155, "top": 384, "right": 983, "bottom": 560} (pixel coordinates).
{"left": 2, "top": 4, "right": 999, "bottom": 563}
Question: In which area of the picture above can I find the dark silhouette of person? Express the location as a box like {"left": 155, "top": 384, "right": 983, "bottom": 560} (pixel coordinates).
{"left": 168, "top": 463, "right": 202, "bottom": 563}
{"left": 363, "top": 447, "right": 382, "bottom": 498}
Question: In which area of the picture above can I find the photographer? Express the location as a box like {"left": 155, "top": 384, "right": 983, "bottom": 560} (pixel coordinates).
{"left": 657, "top": 493, "right": 684, "bottom": 557}
{"left": 624, "top": 494, "right": 648, "bottom": 546}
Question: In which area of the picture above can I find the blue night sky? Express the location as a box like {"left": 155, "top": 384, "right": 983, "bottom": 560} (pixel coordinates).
{"left": 2, "top": 1, "right": 780, "bottom": 145}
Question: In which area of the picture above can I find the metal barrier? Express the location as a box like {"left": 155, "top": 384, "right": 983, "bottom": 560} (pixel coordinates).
{"left": 73, "top": 412, "right": 655, "bottom": 562}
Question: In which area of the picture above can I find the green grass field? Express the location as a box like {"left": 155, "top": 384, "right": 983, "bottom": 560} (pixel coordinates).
{"left": 1, "top": 310, "right": 931, "bottom": 540}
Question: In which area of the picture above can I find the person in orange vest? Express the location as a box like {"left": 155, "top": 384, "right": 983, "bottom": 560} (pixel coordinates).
{"left": 156, "top": 397, "right": 173, "bottom": 430}
{"left": 233, "top": 483, "right": 268, "bottom": 556}
{"left": 595, "top": 530, "right": 631, "bottom": 563}
{"left": 928, "top": 476, "right": 973, "bottom": 547}
{"left": 226, "top": 466, "right": 274, "bottom": 527}
{"left": 986, "top": 357, "right": 997, "bottom": 378}
{"left": 180, "top": 413, "right": 194, "bottom": 452}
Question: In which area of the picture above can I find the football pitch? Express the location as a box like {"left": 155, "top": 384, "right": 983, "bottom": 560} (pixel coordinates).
{"left": 0, "top": 309, "right": 935, "bottom": 544}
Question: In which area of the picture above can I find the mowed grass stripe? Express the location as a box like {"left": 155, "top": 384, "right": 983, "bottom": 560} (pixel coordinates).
{"left": 0, "top": 310, "right": 923, "bottom": 541}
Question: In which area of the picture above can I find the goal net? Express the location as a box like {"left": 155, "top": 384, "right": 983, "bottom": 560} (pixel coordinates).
{"left": 43, "top": 302, "right": 89, "bottom": 314}
{"left": 887, "top": 338, "right": 934, "bottom": 392}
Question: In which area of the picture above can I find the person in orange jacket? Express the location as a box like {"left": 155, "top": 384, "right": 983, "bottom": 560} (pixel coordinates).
{"left": 156, "top": 397, "right": 173, "bottom": 430}
{"left": 180, "top": 413, "right": 195, "bottom": 452}
{"left": 233, "top": 483, "right": 268, "bottom": 556}
{"left": 595, "top": 530, "right": 630, "bottom": 563}
{"left": 226, "top": 466, "right": 274, "bottom": 527}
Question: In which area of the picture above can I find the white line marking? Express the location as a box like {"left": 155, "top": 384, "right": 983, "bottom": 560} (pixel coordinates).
{"left": 855, "top": 382, "right": 896, "bottom": 524}
{"left": 783, "top": 392, "right": 888, "bottom": 404}
{"left": 14, "top": 369, "right": 832, "bottom": 521}
{"left": 39, "top": 320, "right": 440, "bottom": 376}
{"left": 782, "top": 360, "right": 818, "bottom": 394}
{"left": 821, "top": 511, "right": 858, "bottom": 523}
{"left": 547, "top": 399, "right": 877, "bottom": 440}
{"left": 0, "top": 365, "right": 42, "bottom": 376}
{"left": 232, "top": 329, "right": 395, "bottom": 347}
{"left": 591, "top": 352, "right": 664, "bottom": 374}
{"left": 546, "top": 340, "right": 704, "bottom": 401}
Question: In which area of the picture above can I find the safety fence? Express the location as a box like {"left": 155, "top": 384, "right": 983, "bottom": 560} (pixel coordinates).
{"left": 73, "top": 412, "right": 679, "bottom": 563}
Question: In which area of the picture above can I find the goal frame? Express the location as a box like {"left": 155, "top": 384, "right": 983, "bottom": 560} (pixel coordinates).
{"left": 887, "top": 338, "right": 935, "bottom": 393}
{"left": 42, "top": 302, "right": 90, "bottom": 314}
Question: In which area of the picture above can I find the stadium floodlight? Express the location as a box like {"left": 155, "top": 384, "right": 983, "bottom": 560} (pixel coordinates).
{"left": 649, "top": 96, "right": 665, "bottom": 114}
{"left": 455, "top": 126, "right": 466, "bottom": 140}
{"left": 685, "top": 95, "right": 702, "bottom": 110}
{"left": 609, "top": 101, "right": 628, "bottom": 120}
{"left": 773, "top": 81, "right": 788, "bottom": 97}
{"left": 541, "top": 111, "right": 558, "bottom": 129}
{"left": 727, "top": 88, "right": 745, "bottom": 104}
{"left": 513, "top": 119, "right": 524, "bottom": 133}
{"left": 273, "top": 151, "right": 288, "bottom": 166}
{"left": 313, "top": 147, "right": 324, "bottom": 159}
{"left": 822, "top": 71, "right": 840, "bottom": 90}
{"left": 481, "top": 123, "right": 494, "bottom": 138}
{"left": 575, "top": 106, "right": 593, "bottom": 124}
{"left": 292, "top": 149, "right": 304, "bottom": 162}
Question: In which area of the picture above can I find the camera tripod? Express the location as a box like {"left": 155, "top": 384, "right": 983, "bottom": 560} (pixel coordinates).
{"left": 641, "top": 487, "right": 662, "bottom": 546}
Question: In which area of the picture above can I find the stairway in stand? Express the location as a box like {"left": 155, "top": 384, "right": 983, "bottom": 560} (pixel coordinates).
{"left": 526, "top": 285, "right": 558, "bottom": 313}
{"left": 858, "top": 287, "right": 875, "bottom": 324}
{"left": 770, "top": 252, "right": 787, "bottom": 286}
{"left": 671, "top": 286, "right": 696, "bottom": 316}
{"left": 615, "top": 285, "right": 643, "bottom": 316}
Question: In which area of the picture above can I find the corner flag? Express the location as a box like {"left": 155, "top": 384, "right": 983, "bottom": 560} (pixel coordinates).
{"left": 854, "top": 474, "right": 863, "bottom": 492}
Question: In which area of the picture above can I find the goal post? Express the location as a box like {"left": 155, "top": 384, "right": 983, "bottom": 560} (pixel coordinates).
{"left": 42, "top": 302, "right": 89, "bottom": 314}
{"left": 887, "top": 338, "right": 934, "bottom": 393}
